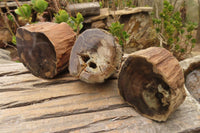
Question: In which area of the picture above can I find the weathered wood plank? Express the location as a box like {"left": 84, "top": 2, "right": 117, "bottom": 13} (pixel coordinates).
{"left": 0, "top": 1, "right": 31, "bottom": 8}
{"left": 84, "top": 7, "right": 153, "bottom": 23}
{"left": 0, "top": 63, "right": 200, "bottom": 133}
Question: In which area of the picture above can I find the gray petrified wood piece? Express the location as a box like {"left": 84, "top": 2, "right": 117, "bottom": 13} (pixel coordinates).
{"left": 180, "top": 55, "right": 200, "bottom": 102}
{"left": 69, "top": 28, "right": 122, "bottom": 83}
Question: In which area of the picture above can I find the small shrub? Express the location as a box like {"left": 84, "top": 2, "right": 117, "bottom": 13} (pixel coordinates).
{"left": 15, "top": 4, "right": 32, "bottom": 21}
{"left": 15, "top": 0, "right": 48, "bottom": 23}
{"left": 54, "top": 10, "right": 84, "bottom": 35}
{"left": 54, "top": 9, "right": 70, "bottom": 23}
{"left": 152, "top": 0, "right": 196, "bottom": 59}
{"left": 109, "top": 21, "right": 129, "bottom": 49}
{"left": 31, "top": 0, "right": 48, "bottom": 14}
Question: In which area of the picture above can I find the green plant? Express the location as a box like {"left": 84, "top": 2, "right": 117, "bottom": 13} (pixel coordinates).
{"left": 70, "top": 12, "right": 84, "bottom": 33}
{"left": 15, "top": 4, "right": 32, "bottom": 21}
{"left": 54, "top": 10, "right": 84, "bottom": 35}
{"left": 152, "top": 0, "right": 196, "bottom": 59}
{"left": 31, "top": 0, "right": 48, "bottom": 13}
{"left": 7, "top": 14, "right": 14, "bottom": 22}
{"left": 109, "top": 21, "right": 129, "bottom": 49}
{"left": 54, "top": 9, "right": 70, "bottom": 23}
{"left": 12, "top": 36, "right": 17, "bottom": 45}
{"left": 14, "top": 0, "right": 48, "bottom": 23}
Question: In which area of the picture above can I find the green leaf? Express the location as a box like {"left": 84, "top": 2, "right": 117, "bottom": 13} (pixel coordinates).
{"left": 167, "top": 37, "right": 174, "bottom": 45}
{"left": 76, "top": 12, "right": 84, "bottom": 24}
{"left": 180, "top": 29, "right": 185, "bottom": 34}
{"left": 54, "top": 9, "right": 70, "bottom": 23}
{"left": 99, "top": 1, "right": 103, "bottom": 8}
{"left": 122, "top": 31, "right": 129, "bottom": 40}
{"left": 31, "top": 0, "right": 48, "bottom": 13}
{"left": 12, "top": 36, "right": 16, "bottom": 45}
{"left": 175, "top": 44, "right": 180, "bottom": 50}
{"left": 119, "top": 40, "right": 123, "bottom": 46}
{"left": 7, "top": 14, "right": 14, "bottom": 22}
{"left": 15, "top": 4, "right": 32, "bottom": 20}
{"left": 79, "top": 23, "right": 83, "bottom": 31}
{"left": 191, "top": 38, "right": 196, "bottom": 44}
{"left": 156, "top": 28, "right": 160, "bottom": 33}
{"left": 180, "top": 48, "right": 185, "bottom": 53}
{"left": 186, "top": 35, "right": 192, "bottom": 40}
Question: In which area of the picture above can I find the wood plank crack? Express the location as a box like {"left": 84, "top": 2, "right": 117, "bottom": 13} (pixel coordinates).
{"left": 33, "top": 79, "right": 79, "bottom": 87}
{"left": 26, "top": 103, "right": 130, "bottom": 121}
{"left": 1, "top": 93, "right": 83, "bottom": 109}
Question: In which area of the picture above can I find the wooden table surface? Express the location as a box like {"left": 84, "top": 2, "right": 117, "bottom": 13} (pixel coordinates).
{"left": 0, "top": 63, "right": 200, "bottom": 133}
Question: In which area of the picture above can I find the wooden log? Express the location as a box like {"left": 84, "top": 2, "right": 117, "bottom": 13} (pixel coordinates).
{"left": 16, "top": 22, "right": 76, "bottom": 78}
{"left": 118, "top": 47, "right": 186, "bottom": 121}
{"left": 69, "top": 28, "right": 122, "bottom": 83}
{"left": 66, "top": 2, "right": 100, "bottom": 17}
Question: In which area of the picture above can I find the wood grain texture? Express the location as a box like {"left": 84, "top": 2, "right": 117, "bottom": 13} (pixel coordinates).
{"left": 67, "top": 2, "right": 100, "bottom": 17}
{"left": 16, "top": 22, "right": 76, "bottom": 78}
{"left": 0, "top": 1, "right": 31, "bottom": 8}
{"left": 0, "top": 63, "right": 200, "bottom": 133}
{"left": 69, "top": 29, "right": 122, "bottom": 83}
{"left": 118, "top": 47, "right": 186, "bottom": 121}
{"left": 84, "top": 7, "right": 153, "bottom": 23}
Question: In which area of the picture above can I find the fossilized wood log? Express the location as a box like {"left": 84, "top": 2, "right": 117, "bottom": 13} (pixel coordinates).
{"left": 118, "top": 47, "right": 186, "bottom": 121}
{"left": 69, "top": 28, "right": 122, "bottom": 83}
{"left": 66, "top": 2, "right": 100, "bottom": 17}
{"left": 16, "top": 22, "right": 76, "bottom": 78}
{"left": 180, "top": 55, "right": 200, "bottom": 102}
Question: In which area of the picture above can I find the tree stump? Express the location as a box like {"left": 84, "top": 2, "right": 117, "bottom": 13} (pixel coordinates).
{"left": 69, "top": 28, "right": 122, "bottom": 83}
{"left": 118, "top": 47, "right": 186, "bottom": 121}
{"left": 16, "top": 22, "right": 76, "bottom": 78}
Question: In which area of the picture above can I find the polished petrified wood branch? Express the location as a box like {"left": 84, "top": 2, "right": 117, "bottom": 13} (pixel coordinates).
{"left": 16, "top": 22, "right": 76, "bottom": 78}
{"left": 69, "top": 28, "right": 122, "bottom": 83}
{"left": 118, "top": 47, "right": 186, "bottom": 121}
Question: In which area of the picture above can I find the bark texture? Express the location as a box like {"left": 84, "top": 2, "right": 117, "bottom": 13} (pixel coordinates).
{"left": 16, "top": 22, "right": 76, "bottom": 78}
{"left": 118, "top": 47, "right": 186, "bottom": 121}
{"left": 69, "top": 28, "right": 122, "bottom": 83}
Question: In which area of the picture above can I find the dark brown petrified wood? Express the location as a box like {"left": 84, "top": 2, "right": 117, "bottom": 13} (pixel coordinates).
{"left": 118, "top": 47, "right": 186, "bottom": 121}
{"left": 16, "top": 22, "right": 76, "bottom": 78}
{"left": 69, "top": 28, "right": 122, "bottom": 83}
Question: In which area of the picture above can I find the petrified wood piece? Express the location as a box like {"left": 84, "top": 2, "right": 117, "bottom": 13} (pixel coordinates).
{"left": 69, "top": 28, "right": 122, "bottom": 83}
{"left": 66, "top": 2, "right": 100, "bottom": 17}
{"left": 16, "top": 22, "right": 76, "bottom": 78}
{"left": 180, "top": 55, "right": 200, "bottom": 102}
{"left": 118, "top": 47, "right": 186, "bottom": 121}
